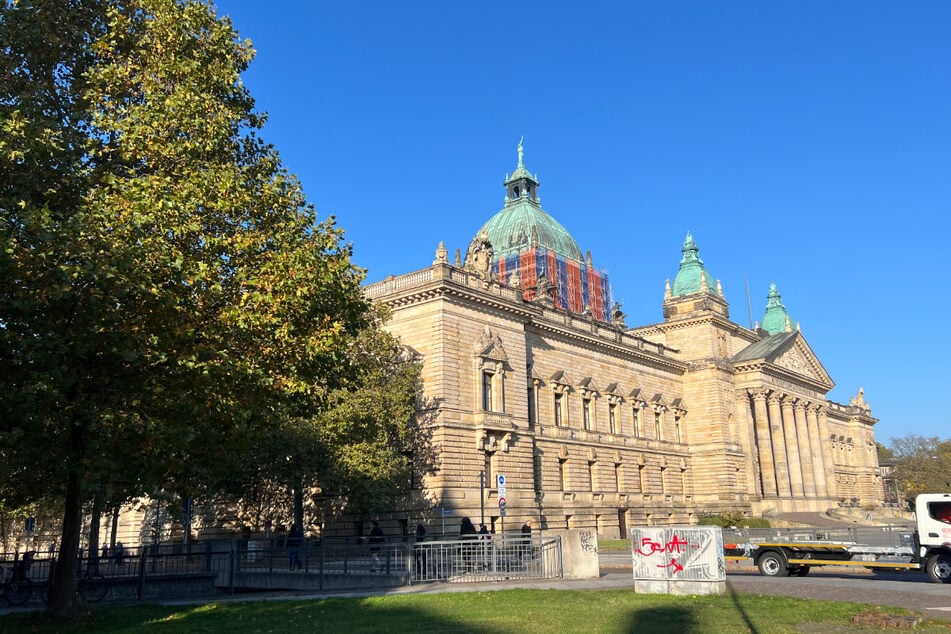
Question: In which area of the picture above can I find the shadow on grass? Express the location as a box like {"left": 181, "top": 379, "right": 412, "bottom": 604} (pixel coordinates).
{"left": 621, "top": 605, "right": 703, "bottom": 634}
{"left": 725, "top": 579, "right": 759, "bottom": 634}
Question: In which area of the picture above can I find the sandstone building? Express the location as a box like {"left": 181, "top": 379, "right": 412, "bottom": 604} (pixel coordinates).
{"left": 365, "top": 143, "right": 883, "bottom": 538}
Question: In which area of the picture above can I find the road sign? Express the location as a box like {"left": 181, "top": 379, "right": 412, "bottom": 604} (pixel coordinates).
{"left": 498, "top": 497, "right": 507, "bottom": 509}
{"left": 496, "top": 474, "right": 505, "bottom": 488}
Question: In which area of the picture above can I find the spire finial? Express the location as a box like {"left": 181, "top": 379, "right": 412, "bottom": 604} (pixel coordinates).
{"left": 517, "top": 136, "right": 524, "bottom": 168}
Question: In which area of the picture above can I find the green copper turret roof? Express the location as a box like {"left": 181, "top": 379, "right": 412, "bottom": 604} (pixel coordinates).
{"left": 761, "top": 282, "right": 796, "bottom": 334}
{"left": 671, "top": 232, "right": 716, "bottom": 296}
{"left": 474, "top": 141, "right": 584, "bottom": 262}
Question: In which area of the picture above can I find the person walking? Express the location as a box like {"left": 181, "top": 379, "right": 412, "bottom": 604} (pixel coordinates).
{"left": 520, "top": 519, "right": 533, "bottom": 562}
{"left": 368, "top": 521, "right": 385, "bottom": 572}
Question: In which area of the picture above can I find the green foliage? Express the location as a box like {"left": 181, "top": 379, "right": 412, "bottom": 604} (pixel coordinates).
{"left": 698, "top": 513, "right": 770, "bottom": 528}
{"left": 1, "top": 0, "right": 412, "bottom": 614}
{"left": 887, "top": 434, "right": 951, "bottom": 502}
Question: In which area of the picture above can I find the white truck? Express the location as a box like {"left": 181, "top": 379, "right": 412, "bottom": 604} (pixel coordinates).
{"left": 723, "top": 493, "right": 951, "bottom": 583}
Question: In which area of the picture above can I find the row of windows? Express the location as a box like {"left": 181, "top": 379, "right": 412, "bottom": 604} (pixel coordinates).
{"left": 484, "top": 450, "right": 687, "bottom": 496}
{"left": 538, "top": 389, "right": 683, "bottom": 443}
{"left": 481, "top": 370, "right": 684, "bottom": 442}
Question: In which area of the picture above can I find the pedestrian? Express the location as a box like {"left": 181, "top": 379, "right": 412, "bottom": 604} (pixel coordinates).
{"left": 459, "top": 517, "right": 477, "bottom": 539}
{"left": 521, "top": 519, "right": 533, "bottom": 561}
{"left": 459, "top": 517, "right": 478, "bottom": 571}
{"left": 479, "top": 523, "right": 489, "bottom": 539}
{"left": 368, "top": 521, "right": 384, "bottom": 572}
{"left": 287, "top": 523, "right": 303, "bottom": 570}
{"left": 413, "top": 524, "right": 427, "bottom": 579}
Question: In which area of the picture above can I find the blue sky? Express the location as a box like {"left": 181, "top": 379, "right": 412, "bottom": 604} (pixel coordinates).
{"left": 216, "top": 2, "right": 950, "bottom": 446}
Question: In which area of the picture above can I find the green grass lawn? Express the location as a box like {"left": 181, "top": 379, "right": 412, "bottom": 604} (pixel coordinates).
{"left": 3, "top": 589, "right": 945, "bottom": 633}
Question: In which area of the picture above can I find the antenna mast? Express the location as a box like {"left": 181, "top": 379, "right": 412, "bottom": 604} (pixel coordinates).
{"left": 744, "top": 272, "right": 753, "bottom": 329}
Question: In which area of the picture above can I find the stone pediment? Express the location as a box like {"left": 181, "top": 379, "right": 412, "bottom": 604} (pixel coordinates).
{"left": 475, "top": 326, "right": 508, "bottom": 362}
{"left": 733, "top": 331, "right": 833, "bottom": 388}
{"left": 577, "top": 377, "right": 601, "bottom": 394}
{"left": 771, "top": 336, "right": 833, "bottom": 386}
{"left": 774, "top": 345, "right": 818, "bottom": 379}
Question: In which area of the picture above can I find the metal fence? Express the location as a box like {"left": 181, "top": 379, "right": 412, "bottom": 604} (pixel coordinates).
{"left": 1, "top": 534, "right": 563, "bottom": 604}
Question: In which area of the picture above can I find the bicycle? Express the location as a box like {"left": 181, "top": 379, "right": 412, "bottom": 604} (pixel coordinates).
{"left": 1, "top": 552, "right": 35, "bottom": 606}
{"left": 77, "top": 564, "right": 107, "bottom": 603}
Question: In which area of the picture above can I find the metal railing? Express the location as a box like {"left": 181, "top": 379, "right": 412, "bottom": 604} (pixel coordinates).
{"left": 0, "top": 534, "right": 563, "bottom": 604}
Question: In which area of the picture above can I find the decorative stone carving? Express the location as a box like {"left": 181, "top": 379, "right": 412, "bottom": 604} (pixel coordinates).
{"left": 464, "top": 229, "right": 495, "bottom": 280}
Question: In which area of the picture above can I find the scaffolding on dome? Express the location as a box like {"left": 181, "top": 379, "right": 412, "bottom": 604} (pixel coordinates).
{"left": 495, "top": 248, "right": 613, "bottom": 322}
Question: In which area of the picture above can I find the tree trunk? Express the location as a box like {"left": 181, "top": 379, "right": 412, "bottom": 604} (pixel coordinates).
{"left": 293, "top": 481, "right": 304, "bottom": 530}
{"left": 110, "top": 505, "right": 120, "bottom": 550}
{"left": 46, "top": 468, "right": 83, "bottom": 617}
{"left": 87, "top": 496, "right": 103, "bottom": 570}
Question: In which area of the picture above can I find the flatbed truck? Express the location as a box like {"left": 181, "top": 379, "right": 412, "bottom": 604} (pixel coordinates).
{"left": 723, "top": 493, "right": 951, "bottom": 583}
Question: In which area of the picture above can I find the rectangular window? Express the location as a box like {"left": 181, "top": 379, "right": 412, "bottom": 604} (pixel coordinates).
{"left": 632, "top": 407, "right": 641, "bottom": 437}
{"left": 613, "top": 463, "right": 621, "bottom": 492}
{"left": 484, "top": 451, "right": 494, "bottom": 487}
{"left": 608, "top": 403, "right": 617, "bottom": 434}
{"left": 527, "top": 386, "right": 536, "bottom": 428}
{"left": 660, "top": 466, "right": 667, "bottom": 494}
{"left": 637, "top": 464, "right": 645, "bottom": 492}
{"left": 654, "top": 410, "right": 663, "bottom": 440}
{"left": 582, "top": 397, "right": 592, "bottom": 431}
{"left": 587, "top": 461, "right": 595, "bottom": 491}
{"left": 482, "top": 371, "right": 493, "bottom": 411}
{"left": 558, "top": 458, "right": 568, "bottom": 491}
{"left": 554, "top": 393, "right": 563, "bottom": 426}
{"left": 675, "top": 416, "right": 682, "bottom": 443}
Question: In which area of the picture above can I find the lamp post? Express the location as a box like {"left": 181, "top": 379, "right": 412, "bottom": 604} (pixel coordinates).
{"left": 479, "top": 470, "right": 486, "bottom": 529}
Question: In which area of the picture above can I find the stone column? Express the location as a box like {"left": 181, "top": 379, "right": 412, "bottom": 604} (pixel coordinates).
{"left": 737, "top": 393, "right": 761, "bottom": 500}
{"left": 793, "top": 401, "right": 816, "bottom": 497}
{"left": 816, "top": 406, "right": 837, "bottom": 498}
{"left": 806, "top": 404, "right": 828, "bottom": 497}
{"left": 767, "top": 394, "right": 791, "bottom": 497}
{"left": 749, "top": 389, "right": 777, "bottom": 497}
{"left": 780, "top": 396, "right": 804, "bottom": 498}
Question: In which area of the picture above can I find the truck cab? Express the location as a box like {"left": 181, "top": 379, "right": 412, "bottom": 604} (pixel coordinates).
{"left": 914, "top": 493, "right": 951, "bottom": 583}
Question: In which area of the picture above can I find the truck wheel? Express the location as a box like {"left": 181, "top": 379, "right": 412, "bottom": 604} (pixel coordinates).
{"left": 757, "top": 551, "right": 789, "bottom": 577}
{"left": 926, "top": 554, "right": 951, "bottom": 584}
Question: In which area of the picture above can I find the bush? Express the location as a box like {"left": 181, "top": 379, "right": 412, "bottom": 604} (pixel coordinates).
{"left": 698, "top": 513, "right": 770, "bottom": 528}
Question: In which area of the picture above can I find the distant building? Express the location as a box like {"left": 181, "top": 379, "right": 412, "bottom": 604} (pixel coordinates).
{"left": 365, "top": 143, "right": 883, "bottom": 538}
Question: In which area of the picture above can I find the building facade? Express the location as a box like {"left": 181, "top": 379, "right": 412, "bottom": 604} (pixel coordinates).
{"left": 365, "top": 144, "right": 883, "bottom": 538}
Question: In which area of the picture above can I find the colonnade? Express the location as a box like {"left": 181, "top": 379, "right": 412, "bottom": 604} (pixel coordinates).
{"left": 747, "top": 388, "right": 836, "bottom": 499}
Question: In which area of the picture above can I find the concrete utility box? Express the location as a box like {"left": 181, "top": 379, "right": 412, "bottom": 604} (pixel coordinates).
{"left": 554, "top": 528, "right": 600, "bottom": 579}
{"left": 630, "top": 526, "right": 725, "bottom": 595}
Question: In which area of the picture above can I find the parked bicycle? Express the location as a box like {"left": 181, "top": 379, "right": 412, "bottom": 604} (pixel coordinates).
{"left": 1, "top": 551, "right": 35, "bottom": 606}
{"left": 77, "top": 563, "right": 107, "bottom": 603}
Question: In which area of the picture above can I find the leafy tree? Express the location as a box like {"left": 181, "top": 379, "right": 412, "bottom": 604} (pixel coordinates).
{"left": 215, "top": 307, "right": 438, "bottom": 533}
{"left": 887, "top": 434, "right": 951, "bottom": 503}
{"left": 1, "top": 0, "right": 373, "bottom": 616}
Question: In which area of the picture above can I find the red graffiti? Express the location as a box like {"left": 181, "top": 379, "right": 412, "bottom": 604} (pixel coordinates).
{"left": 634, "top": 534, "right": 693, "bottom": 557}
{"left": 657, "top": 558, "right": 683, "bottom": 574}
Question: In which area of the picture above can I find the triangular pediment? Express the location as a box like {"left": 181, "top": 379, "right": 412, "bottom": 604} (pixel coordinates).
{"left": 577, "top": 377, "right": 601, "bottom": 394}
{"left": 604, "top": 382, "right": 624, "bottom": 398}
{"left": 733, "top": 331, "right": 833, "bottom": 388}
{"left": 550, "top": 370, "right": 572, "bottom": 386}
{"left": 474, "top": 327, "right": 508, "bottom": 362}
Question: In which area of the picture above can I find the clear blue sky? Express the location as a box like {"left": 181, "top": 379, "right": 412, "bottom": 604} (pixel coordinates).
{"left": 216, "top": 1, "right": 950, "bottom": 446}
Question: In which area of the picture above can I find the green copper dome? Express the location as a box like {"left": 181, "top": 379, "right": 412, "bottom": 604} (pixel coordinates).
{"left": 672, "top": 232, "right": 716, "bottom": 296}
{"left": 476, "top": 201, "right": 583, "bottom": 262}
{"left": 473, "top": 140, "right": 584, "bottom": 262}
{"left": 761, "top": 282, "right": 796, "bottom": 334}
